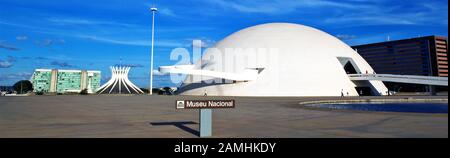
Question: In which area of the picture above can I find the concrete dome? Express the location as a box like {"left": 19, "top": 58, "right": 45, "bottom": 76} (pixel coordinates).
{"left": 178, "top": 23, "right": 388, "bottom": 96}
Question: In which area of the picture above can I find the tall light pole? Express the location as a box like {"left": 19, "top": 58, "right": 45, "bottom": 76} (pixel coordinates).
{"left": 149, "top": 7, "right": 157, "bottom": 95}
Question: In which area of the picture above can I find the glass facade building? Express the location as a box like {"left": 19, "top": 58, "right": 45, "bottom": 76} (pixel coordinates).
{"left": 90, "top": 72, "right": 101, "bottom": 92}
{"left": 32, "top": 69, "right": 52, "bottom": 93}
{"left": 56, "top": 70, "right": 82, "bottom": 93}
{"left": 352, "top": 36, "right": 448, "bottom": 92}
{"left": 31, "top": 69, "right": 101, "bottom": 94}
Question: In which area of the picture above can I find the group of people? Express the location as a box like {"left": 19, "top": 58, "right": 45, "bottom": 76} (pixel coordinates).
{"left": 340, "top": 70, "right": 377, "bottom": 97}
{"left": 0, "top": 91, "right": 13, "bottom": 96}
{"left": 340, "top": 89, "right": 349, "bottom": 98}
{"left": 341, "top": 89, "right": 365, "bottom": 97}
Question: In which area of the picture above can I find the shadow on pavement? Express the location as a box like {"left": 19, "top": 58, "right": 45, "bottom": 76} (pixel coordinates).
{"left": 150, "top": 121, "right": 199, "bottom": 137}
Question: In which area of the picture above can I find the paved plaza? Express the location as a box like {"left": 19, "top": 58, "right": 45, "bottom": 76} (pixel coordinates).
{"left": 0, "top": 95, "right": 447, "bottom": 138}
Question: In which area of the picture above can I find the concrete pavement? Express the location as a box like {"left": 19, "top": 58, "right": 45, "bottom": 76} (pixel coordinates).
{"left": 0, "top": 95, "right": 447, "bottom": 138}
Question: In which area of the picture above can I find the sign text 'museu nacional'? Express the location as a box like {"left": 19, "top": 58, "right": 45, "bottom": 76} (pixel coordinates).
{"left": 176, "top": 100, "right": 235, "bottom": 109}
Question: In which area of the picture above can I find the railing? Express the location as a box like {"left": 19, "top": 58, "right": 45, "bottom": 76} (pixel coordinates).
{"left": 159, "top": 65, "right": 260, "bottom": 81}
{"left": 348, "top": 74, "right": 448, "bottom": 86}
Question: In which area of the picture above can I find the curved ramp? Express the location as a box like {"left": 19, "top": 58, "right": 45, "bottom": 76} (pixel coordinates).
{"left": 159, "top": 65, "right": 261, "bottom": 82}
{"left": 348, "top": 74, "right": 448, "bottom": 86}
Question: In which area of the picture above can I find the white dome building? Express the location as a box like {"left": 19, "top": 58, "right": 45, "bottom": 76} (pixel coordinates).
{"left": 162, "top": 23, "right": 388, "bottom": 96}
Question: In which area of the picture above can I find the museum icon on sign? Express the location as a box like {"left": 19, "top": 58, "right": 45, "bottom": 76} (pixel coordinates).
{"left": 176, "top": 101, "right": 185, "bottom": 109}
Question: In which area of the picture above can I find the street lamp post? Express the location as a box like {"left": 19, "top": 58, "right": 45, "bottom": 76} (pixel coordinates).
{"left": 149, "top": 7, "right": 157, "bottom": 95}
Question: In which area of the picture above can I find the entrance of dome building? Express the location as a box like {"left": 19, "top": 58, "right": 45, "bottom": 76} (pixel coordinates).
{"left": 344, "top": 61, "right": 358, "bottom": 74}
{"left": 355, "top": 87, "right": 373, "bottom": 96}
{"left": 337, "top": 57, "right": 383, "bottom": 96}
{"left": 352, "top": 80, "right": 382, "bottom": 96}
{"left": 337, "top": 57, "right": 362, "bottom": 74}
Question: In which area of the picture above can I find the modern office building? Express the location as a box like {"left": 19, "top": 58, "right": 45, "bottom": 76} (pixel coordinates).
{"left": 352, "top": 36, "right": 448, "bottom": 92}
{"left": 31, "top": 69, "right": 101, "bottom": 94}
{"left": 159, "top": 23, "right": 389, "bottom": 96}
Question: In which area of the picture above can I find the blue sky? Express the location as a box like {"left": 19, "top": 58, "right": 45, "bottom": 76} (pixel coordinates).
{"left": 0, "top": 0, "right": 448, "bottom": 88}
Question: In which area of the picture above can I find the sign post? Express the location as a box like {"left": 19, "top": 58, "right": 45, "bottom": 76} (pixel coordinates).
{"left": 199, "top": 109, "right": 212, "bottom": 137}
{"left": 176, "top": 100, "right": 235, "bottom": 137}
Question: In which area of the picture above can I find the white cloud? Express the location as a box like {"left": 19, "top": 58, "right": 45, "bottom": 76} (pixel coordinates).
{"left": 47, "top": 17, "right": 138, "bottom": 28}
{"left": 334, "top": 1, "right": 447, "bottom": 26}
{"left": 144, "top": 3, "right": 181, "bottom": 18}
{"left": 205, "top": 0, "right": 447, "bottom": 27}
{"left": 159, "top": 8, "right": 178, "bottom": 17}
{"left": 35, "top": 39, "right": 65, "bottom": 47}
{"left": 345, "top": 32, "right": 402, "bottom": 46}
{"left": 0, "top": 72, "right": 32, "bottom": 80}
{"left": 0, "top": 21, "right": 41, "bottom": 30}
{"left": 0, "top": 42, "right": 19, "bottom": 51}
{"left": 0, "top": 60, "right": 13, "bottom": 68}
{"left": 189, "top": 38, "right": 217, "bottom": 48}
{"left": 80, "top": 35, "right": 185, "bottom": 47}
{"left": 206, "top": 0, "right": 363, "bottom": 14}
{"left": 336, "top": 34, "right": 357, "bottom": 40}
{"left": 325, "top": 16, "right": 418, "bottom": 26}
{"left": 16, "top": 36, "right": 28, "bottom": 41}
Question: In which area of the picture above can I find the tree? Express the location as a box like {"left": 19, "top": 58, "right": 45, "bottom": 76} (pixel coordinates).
{"left": 163, "top": 87, "right": 174, "bottom": 95}
{"left": 80, "top": 89, "right": 89, "bottom": 95}
{"left": 13, "top": 80, "right": 33, "bottom": 94}
{"left": 140, "top": 88, "right": 150, "bottom": 94}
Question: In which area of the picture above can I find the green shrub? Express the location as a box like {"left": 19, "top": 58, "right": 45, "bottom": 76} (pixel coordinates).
{"left": 13, "top": 80, "right": 33, "bottom": 94}
{"left": 80, "top": 89, "right": 89, "bottom": 95}
{"left": 35, "top": 91, "right": 44, "bottom": 95}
